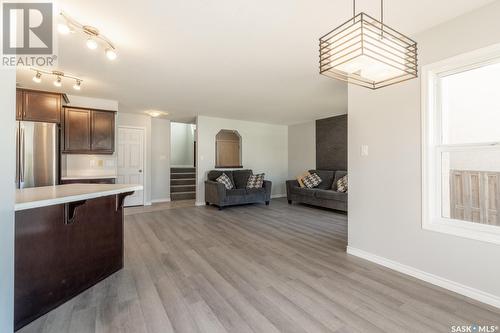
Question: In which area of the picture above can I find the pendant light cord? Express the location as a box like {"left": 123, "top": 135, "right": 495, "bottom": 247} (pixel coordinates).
{"left": 352, "top": 0, "right": 383, "bottom": 22}
{"left": 381, "top": 0, "right": 384, "bottom": 24}
{"left": 380, "top": 0, "right": 384, "bottom": 38}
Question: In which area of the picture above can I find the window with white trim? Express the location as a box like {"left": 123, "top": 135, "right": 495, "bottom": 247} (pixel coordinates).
{"left": 422, "top": 44, "right": 500, "bottom": 244}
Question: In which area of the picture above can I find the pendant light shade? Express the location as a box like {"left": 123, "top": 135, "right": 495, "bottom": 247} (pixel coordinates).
{"left": 320, "top": 10, "right": 418, "bottom": 89}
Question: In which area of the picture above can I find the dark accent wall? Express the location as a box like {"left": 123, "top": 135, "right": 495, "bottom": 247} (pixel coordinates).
{"left": 316, "top": 114, "right": 347, "bottom": 171}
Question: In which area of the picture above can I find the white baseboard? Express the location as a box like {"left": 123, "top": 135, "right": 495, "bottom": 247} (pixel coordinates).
{"left": 151, "top": 198, "right": 171, "bottom": 203}
{"left": 195, "top": 201, "right": 206, "bottom": 207}
{"left": 144, "top": 202, "right": 152, "bottom": 206}
{"left": 347, "top": 246, "right": 500, "bottom": 309}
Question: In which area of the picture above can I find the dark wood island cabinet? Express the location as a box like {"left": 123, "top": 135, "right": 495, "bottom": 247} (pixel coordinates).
{"left": 14, "top": 184, "right": 140, "bottom": 331}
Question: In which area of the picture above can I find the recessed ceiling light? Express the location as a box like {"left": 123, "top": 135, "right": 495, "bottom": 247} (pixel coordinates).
{"left": 145, "top": 110, "right": 168, "bottom": 118}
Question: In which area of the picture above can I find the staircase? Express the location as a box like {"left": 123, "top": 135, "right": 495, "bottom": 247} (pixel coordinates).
{"left": 170, "top": 167, "right": 196, "bottom": 201}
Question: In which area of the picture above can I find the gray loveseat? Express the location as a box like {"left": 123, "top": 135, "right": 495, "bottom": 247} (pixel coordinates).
{"left": 286, "top": 170, "right": 347, "bottom": 212}
{"left": 205, "top": 170, "right": 272, "bottom": 210}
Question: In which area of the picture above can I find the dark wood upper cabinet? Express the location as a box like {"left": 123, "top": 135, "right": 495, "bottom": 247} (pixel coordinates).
{"left": 91, "top": 111, "right": 115, "bottom": 153}
{"left": 23, "top": 90, "right": 61, "bottom": 123}
{"left": 16, "top": 90, "right": 23, "bottom": 121}
{"left": 64, "top": 108, "right": 91, "bottom": 152}
{"left": 16, "top": 89, "right": 64, "bottom": 123}
{"left": 62, "top": 107, "right": 115, "bottom": 154}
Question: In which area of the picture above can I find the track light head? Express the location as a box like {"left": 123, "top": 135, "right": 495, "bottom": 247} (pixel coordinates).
{"left": 54, "top": 76, "right": 62, "bottom": 87}
{"left": 105, "top": 48, "right": 117, "bottom": 61}
{"left": 73, "top": 80, "right": 82, "bottom": 90}
{"left": 58, "top": 23, "right": 71, "bottom": 34}
{"left": 32, "top": 72, "right": 42, "bottom": 83}
{"left": 86, "top": 38, "right": 98, "bottom": 50}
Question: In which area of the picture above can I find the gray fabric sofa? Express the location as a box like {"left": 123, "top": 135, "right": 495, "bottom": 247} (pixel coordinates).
{"left": 205, "top": 170, "right": 272, "bottom": 209}
{"left": 286, "top": 170, "right": 347, "bottom": 212}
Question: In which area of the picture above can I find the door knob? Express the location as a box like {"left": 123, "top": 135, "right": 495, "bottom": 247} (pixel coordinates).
{"left": 139, "top": 169, "right": 142, "bottom": 173}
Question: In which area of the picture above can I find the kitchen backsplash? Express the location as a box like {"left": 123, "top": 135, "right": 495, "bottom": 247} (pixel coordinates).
{"left": 62, "top": 154, "right": 117, "bottom": 178}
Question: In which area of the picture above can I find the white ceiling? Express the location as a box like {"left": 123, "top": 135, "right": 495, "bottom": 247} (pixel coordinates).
{"left": 15, "top": 0, "right": 496, "bottom": 124}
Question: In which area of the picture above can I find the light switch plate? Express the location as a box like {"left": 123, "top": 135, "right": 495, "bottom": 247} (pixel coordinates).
{"left": 361, "top": 145, "right": 369, "bottom": 156}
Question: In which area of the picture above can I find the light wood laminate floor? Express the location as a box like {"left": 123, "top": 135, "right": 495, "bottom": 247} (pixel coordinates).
{"left": 19, "top": 199, "right": 500, "bottom": 333}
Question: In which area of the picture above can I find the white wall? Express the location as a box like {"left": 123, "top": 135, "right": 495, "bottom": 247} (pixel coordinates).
{"left": 171, "top": 122, "right": 195, "bottom": 167}
{"left": 348, "top": 1, "right": 500, "bottom": 306}
{"left": 196, "top": 116, "right": 288, "bottom": 204}
{"left": 0, "top": 69, "right": 16, "bottom": 332}
{"left": 65, "top": 95, "right": 118, "bottom": 111}
{"left": 288, "top": 121, "right": 316, "bottom": 179}
{"left": 151, "top": 118, "right": 171, "bottom": 202}
{"left": 116, "top": 113, "right": 152, "bottom": 204}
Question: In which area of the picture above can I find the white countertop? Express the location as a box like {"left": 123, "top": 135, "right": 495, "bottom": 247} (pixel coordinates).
{"left": 15, "top": 184, "right": 142, "bottom": 211}
{"left": 61, "top": 175, "right": 118, "bottom": 180}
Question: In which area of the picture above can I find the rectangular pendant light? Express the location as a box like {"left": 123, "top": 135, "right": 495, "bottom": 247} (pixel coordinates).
{"left": 320, "top": 12, "right": 418, "bottom": 89}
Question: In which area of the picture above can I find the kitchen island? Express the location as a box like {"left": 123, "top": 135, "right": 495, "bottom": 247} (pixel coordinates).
{"left": 14, "top": 184, "right": 142, "bottom": 330}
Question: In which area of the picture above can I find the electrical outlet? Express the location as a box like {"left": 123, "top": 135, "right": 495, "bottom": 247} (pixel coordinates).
{"left": 360, "top": 145, "right": 369, "bottom": 157}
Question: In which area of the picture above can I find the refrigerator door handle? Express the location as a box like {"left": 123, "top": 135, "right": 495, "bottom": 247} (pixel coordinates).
{"left": 15, "top": 125, "right": 19, "bottom": 187}
{"left": 20, "top": 126, "right": 25, "bottom": 187}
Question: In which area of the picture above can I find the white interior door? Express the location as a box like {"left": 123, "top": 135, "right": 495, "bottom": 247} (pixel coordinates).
{"left": 117, "top": 127, "right": 145, "bottom": 206}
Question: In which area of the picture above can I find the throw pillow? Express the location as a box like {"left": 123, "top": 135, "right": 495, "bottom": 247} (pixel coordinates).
{"left": 247, "top": 173, "right": 265, "bottom": 189}
{"left": 303, "top": 173, "right": 322, "bottom": 188}
{"left": 216, "top": 173, "right": 234, "bottom": 190}
{"left": 336, "top": 175, "right": 348, "bottom": 193}
{"left": 296, "top": 171, "right": 310, "bottom": 188}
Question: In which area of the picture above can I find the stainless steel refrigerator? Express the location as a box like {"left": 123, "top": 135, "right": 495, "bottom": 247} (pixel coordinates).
{"left": 16, "top": 121, "right": 58, "bottom": 189}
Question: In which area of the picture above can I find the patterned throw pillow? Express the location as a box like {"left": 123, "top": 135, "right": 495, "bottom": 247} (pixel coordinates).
{"left": 336, "top": 175, "right": 348, "bottom": 193}
{"left": 302, "top": 173, "right": 322, "bottom": 188}
{"left": 216, "top": 173, "right": 234, "bottom": 190}
{"left": 247, "top": 173, "right": 265, "bottom": 189}
{"left": 296, "top": 171, "right": 310, "bottom": 188}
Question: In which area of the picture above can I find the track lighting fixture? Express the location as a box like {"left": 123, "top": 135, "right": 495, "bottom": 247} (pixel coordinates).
{"left": 30, "top": 68, "right": 83, "bottom": 90}
{"left": 58, "top": 12, "right": 118, "bottom": 61}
